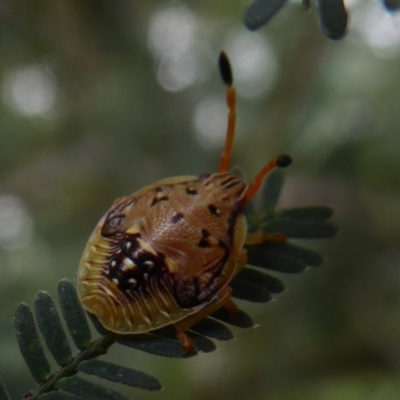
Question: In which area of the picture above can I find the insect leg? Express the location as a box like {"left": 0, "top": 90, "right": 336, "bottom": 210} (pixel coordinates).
{"left": 174, "top": 286, "right": 237, "bottom": 353}
{"left": 245, "top": 231, "right": 287, "bottom": 246}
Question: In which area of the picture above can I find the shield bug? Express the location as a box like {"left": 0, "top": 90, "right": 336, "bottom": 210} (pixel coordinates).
{"left": 77, "top": 52, "right": 292, "bottom": 352}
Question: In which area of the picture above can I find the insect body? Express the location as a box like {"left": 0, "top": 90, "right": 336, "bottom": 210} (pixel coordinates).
{"left": 77, "top": 52, "right": 292, "bottom": 351}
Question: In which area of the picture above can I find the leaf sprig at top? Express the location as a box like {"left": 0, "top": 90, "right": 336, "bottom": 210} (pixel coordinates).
{"left": 244, "top": 0, "right": 400, "bottom": 40}
{"left": 8, "top": 171, "right": 336, "bottom": 400}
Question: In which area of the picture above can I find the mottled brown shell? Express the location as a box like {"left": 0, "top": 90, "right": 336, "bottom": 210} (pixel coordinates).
{"left": 77, "top": 172, "right": 248, "bottom": 334}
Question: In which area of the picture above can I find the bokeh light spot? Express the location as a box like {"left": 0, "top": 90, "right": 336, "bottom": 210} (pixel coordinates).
{"left": 0, "top": 195, "right": 33, "bottom": 251}
{"left": 2, "top": 64, "right": 57, "bottom": 117}
{"left": 193, "top": 97, "right": 227, "bottom": 150}
{"left": 224, "top": 30, "right": 278, "bottom": 98}
{"left": 147, "top": 4, "right": 206, "bottom": 91}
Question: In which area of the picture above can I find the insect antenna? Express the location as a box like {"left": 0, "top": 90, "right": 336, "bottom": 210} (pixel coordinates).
{"left": 217, "top": 51, "right": 293, "bottom": 206}
{"left": 240, "top": 154, "right": 292, "bottom": 207}
{"left": 218, "top": 51, "right": 236, "bottom": 173}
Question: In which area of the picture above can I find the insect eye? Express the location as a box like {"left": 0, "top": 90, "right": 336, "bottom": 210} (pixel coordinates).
{"left": 101, "top": 216, "right": 125, "bottom": 236}
{"left": 199, "top": 173, "right": 211, "bottom": 182}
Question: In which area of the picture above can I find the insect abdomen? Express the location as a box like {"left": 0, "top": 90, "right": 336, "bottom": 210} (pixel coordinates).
{"left": 77, "top": 224, "right": 193, "bottom": 334}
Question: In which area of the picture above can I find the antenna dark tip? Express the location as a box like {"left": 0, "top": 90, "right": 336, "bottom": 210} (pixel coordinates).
{"left": 219, "top": 51, "right": 233, "bottom": 86}
{"left": 277, "top": 154, "right": 292, "bottom": 168}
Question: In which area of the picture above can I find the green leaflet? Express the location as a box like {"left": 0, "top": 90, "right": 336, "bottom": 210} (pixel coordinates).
{"left": 211, "top": 308, "right": 255, "bottom": 329}
{"left": 262, "top": 219, "right": 337, "bottom": 239}
{"left": 243, "top": 0, "right": 289, "bottom": 31}
{"left": 236, "top": 268, "right": 285, "bottom": 294}
{"left": 34, "top": 291, "right": 73, "bottom": 367}
{"left": 260, "top": 169, "right": 286, "bottom": 217}
{"left": 231, "top": 279, "right": 272, "bottom": 303}
{"left": 247, "top": 241, "right": 324, "bottom": 268}
{"left": 247, "top": 249, "right": 308, "bottom": 273}
{"left": 383, "top": 0, "right": 400, "bottom": 10}
{"left": 58, "top": 280, "right": 91, "bottom": 350}
{"left": 190, "top": 318, "right": 235, "bottom": 341}
{"left": 39, "top": 391, "right": 83, "bottom": 399}
{"left": 317, "top": 0, "right": 348, "bottom": 40}
{"left": 57, "top": 377, "right": 130, "bottom": 400}
{"left": 14, "top": 303, "right": 51, "bottom": 383}
{"left": 188, "top": 332, "right": 217, "bottom": 353}
{"left": 117, "top": 332, "right": 189, "bottom": 359}
{"left": 78, "top": 359, "right": 162, "bottom": 391}
{"left": 274, "top": 206, "right": 334, "bottom": 221}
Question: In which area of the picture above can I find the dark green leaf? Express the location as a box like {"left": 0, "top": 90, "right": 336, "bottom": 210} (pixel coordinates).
{"left": 117, "top": 333, "right": 190, "bottom": 359}
{"left": 58, "top": 279, "right": 91, "bottom": 350}
{"left": 260, "top": 169, "right": 285, "bottom": 216}
{"left": 236, "top": 267, "right": 285, "bottom": 293}
{"left": 57, "top": 376, "right": 130, "bottom": 400}
{"left": 34, "top": 291, "right": 73, "bottom": 366}
{"left": 152, "top": 326, "right": 216, "bottom": 354}
{"left": 231, "top": 279, "right": 272, "bottom": 302}
{"left": 248, "top": 241, "right": 324, "bottom": 267}
{"left": 247, "top": 248, "right": 307, "bottom": 273}
{"left": 188, "top": 331, "right": 216, "bottom": 353}
{"left": 262, "top": 219, "right": 337, "bottom": 238}
{"left": 244, "top": 200, "right": 259, "bottom": 233}
{"left": 244, "top": 0, "right": 289, "bottom": 31}
{"left": 383, "top": 0, "right": 400, "bottom": 10}
{"left": 274, "top": 206, "right": 334, "bottom": 221}
{"left": 79, "top": 359, "right": 162, "bottom": 391}
{"left": 39, "top": 391, "right": 84, "bottom": 399}
{"left": 190, "top": 318, "right": 234, "bottom": 341}
{"left": 211, "top": 308, "right": 254, "bottom": 328}
{"left": 14, "top": 303, "right": 50, "bottom": 383}
{"left": 0, "top": 378, "right": 10, "bottom": 400}
{"left": 318, "top": 0, "right": 348, "bottom": 39}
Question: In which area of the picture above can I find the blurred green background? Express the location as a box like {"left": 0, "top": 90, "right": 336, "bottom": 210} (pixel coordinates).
{"left": 1, "top": 0, "right": 400, "bottom": 399}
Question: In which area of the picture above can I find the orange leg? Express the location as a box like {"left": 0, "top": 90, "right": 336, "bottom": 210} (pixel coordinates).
{"left": 175, "top": 286, "right": 236, "bottom": 353}
{"left": 245, "top": 231, "right": 287, "bottom": 246}
{"left": 174, "top": 250, "right": 249, "bottom": 353}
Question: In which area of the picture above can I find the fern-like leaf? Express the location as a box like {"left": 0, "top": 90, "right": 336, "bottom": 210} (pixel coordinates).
{"left": 78, "top": 360, "right": 162, "bottom": 391}
{"left": 57, "top": 376, "right": 131, "bottom": 400}
{"left": 383, "top": 0, "right": 400, "bottom": 10}
{"left": 57, "top": 279, "right": 91, "bottom": 350}
{"left": 318, "top": 0, "right": 348, "bottom": 40}
{"left": 243, "top": 0, "right": 289, "bottom": 31}
{"left": 14, "top": 303, "right": 51, "bottom": 383}
{"left": 34, "top": 291, "right": 72, "bottom": 367}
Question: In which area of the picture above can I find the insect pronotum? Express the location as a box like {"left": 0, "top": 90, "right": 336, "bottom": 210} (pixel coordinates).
{"left": 77, "top": 52, "right": 292, "bottom": 352}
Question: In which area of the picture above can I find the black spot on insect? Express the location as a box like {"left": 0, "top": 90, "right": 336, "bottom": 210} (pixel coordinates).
{"left": 208, "top": 204, "right": 220, "bottom": 216}
{"left": 198, "top": 238, "right": 210, "bottom": 248}
{"left": 122, "top": 233, "right": 141, "bottom": 257}
{"left": 171, "top": 213, "right": 184, "bottom": 224}
{"left": 186, "top": 187, "right": 197, "bottom": 195}
{"left": 201, "top": 229, "right": 210, "bottom": 237}
{"left": 101, "top": 215, "right": 125, "bottom": 237}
